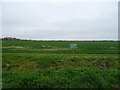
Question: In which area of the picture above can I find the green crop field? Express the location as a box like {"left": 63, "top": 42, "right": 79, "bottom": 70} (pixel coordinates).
{"left": 2, "top": 40, "right": 120, "bottom": 88}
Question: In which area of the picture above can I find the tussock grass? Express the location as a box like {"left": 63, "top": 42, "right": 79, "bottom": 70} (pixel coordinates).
{"left": 2, "top": 68, "right": 119, "bottom": 88}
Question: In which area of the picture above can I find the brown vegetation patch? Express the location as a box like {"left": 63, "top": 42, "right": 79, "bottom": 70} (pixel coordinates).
{"left": 22, "top": 48, "right": 71, "bottom": 51}
{"left": 16, "top": 60, "right": 37, "bottom": 71}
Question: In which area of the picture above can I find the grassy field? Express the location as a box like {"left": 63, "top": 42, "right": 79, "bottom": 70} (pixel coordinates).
{"left": 2, "top": 40, "right": 118, "bottom": 54}
{"left": 2, "top": 40, "right": 120, "bottom": 88}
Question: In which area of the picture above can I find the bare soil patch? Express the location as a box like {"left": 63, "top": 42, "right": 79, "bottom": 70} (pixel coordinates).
{"left": 2, "top": 46, "right": 24, "bottom": 48}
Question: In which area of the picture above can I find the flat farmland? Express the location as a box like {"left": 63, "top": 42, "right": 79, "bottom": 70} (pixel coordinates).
{"left": 2, "top": 40, "right": 120, "bottom": 88}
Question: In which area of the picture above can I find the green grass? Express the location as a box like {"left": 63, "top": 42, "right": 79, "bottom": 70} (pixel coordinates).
{"left": 2, "top": 68, "right": 119, "bottom": 88}
{"left": 2, "top": 54, "right": 119, "bottom": 71}
{"left": 2, "top": 40, "right": 120, "bottom": 88}
{"left": 2, "top": 40, "right": 118, "bottom": 54}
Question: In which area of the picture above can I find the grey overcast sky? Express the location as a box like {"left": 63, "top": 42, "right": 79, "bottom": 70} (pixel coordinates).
{"left": 1, "top": 1, "right": 118, "bottom": 40}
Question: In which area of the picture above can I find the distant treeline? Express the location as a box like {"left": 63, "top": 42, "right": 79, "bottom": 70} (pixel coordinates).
{"left": 0, "top": 37, "right": 118, "bottom": 42}
{"left": 1, "top": 37, "right": 20, "bottom": 40}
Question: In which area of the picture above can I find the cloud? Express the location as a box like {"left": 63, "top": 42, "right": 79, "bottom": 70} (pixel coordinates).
{"left": 1, "top": 0, "right": 119, "bottom": 3}
{"left": 2, "top": 2, "right": 118, "bottom": 40}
